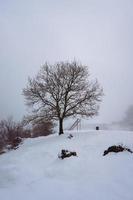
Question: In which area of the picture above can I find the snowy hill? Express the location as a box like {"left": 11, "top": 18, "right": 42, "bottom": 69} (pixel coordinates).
{"left": 0, "top": 130, "right": 133, "bottom": 200}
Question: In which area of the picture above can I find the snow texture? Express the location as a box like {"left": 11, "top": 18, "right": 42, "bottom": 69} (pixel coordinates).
{"left": 0, "top": 130, "right": 133, "bottom": 200}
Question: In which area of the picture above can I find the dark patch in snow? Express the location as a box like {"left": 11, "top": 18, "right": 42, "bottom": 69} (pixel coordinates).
{"left": 103, "top": 145, "right": 133, "bottom": 156}
{"left": 67, "top": 134, "right": 73, "bottom": 139}
{"left": 58, "top": 149, "right": 77, "bottom": 159}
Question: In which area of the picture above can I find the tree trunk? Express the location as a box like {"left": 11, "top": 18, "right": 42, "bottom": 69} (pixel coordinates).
{"left": 59, "top": 118, "right": 64, "bottom": 135}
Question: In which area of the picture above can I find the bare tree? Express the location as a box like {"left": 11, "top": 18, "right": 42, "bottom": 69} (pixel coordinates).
{"left": 23, "top": 61, "right": 103, "bottom": 135}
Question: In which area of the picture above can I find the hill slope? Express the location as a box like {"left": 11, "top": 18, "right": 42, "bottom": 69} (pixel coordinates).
{"left": 0, "top": 130, "right": 133, "bottom": 200}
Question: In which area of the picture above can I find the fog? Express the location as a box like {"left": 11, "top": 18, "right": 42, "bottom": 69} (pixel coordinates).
{"left": 0, "top": 0, "right": 133, "bottom": 123}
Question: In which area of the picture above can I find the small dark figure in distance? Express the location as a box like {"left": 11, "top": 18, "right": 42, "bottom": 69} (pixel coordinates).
{"left": 96, "top": 126, "right": 99, "bottom": 130}
{"left": 58, "top": 149, "right": 77, "bottom": 159}
{"left": 103, "top": 145, "right": 133, "bottom": 156}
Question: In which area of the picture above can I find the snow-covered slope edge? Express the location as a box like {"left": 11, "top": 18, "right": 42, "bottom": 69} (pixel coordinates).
{"left": 0, "top": 130, "right": 133, "bottom": 200}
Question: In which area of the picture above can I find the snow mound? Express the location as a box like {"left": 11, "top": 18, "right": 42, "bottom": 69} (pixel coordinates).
{"left": 0, "top": 130, "right": 133, "bottom": 200}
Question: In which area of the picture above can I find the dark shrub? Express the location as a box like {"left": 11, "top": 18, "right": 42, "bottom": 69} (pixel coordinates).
{"left": 0, "top": 117, "right": 30, "bottom": 154}
{"left": 32, "top": 121, "right": 54, "bottom": 138}
{"left": 58, "top": 149, "right": 77, "bottom": 159}
{"left": 103, "top": 145, "right": 133, "bottom": 156}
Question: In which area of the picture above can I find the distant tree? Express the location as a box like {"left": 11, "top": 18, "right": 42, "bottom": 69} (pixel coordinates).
{"left": 122, "top": 105, "right": 133, "bottom": 129}
{"left": 23, "top": 61, "right": 103, "bottom": 135}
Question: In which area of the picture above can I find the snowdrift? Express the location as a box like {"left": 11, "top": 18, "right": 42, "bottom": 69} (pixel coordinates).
{"left": 0, "top": 130, "right": 133, "bottom": 200}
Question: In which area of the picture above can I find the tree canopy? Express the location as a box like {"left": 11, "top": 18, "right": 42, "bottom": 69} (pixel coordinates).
{"left": 23, "top": 61, "right": 103, "bottom": 134}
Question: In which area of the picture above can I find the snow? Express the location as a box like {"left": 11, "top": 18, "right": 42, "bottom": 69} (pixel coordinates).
{"left": 0, "top": 130, "right": 133, "bottom": 200}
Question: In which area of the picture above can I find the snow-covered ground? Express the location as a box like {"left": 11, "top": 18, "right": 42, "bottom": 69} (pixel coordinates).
{"left": 0, "top": 130, "right": 133, "bottom": 200}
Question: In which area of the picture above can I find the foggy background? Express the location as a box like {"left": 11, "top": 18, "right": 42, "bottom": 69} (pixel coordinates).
{"left": 0, "top": 0, "right": 133, "bottom": 124}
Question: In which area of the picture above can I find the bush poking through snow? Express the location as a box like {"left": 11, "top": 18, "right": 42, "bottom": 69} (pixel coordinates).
{"left": 0, "top": 148, "right": 5, "bottom": 155}
{"left": 67, "top": 134, "right": 73, "bottom": 139}
{"left": 0, "top": 117, "right": 31, "bottom": 154}
{"left": 8, "top": 137, "right": 22, "bottom": 150}
{"left": 103, "top": 145, "right": 133, "bottom": 156}
{"left": 58, "top": 149, "right": 77, "bottom": 159}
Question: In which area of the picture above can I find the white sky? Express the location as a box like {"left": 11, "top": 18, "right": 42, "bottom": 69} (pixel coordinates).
{"left": 0, "top": 0, "right": 133, "bottom": 123}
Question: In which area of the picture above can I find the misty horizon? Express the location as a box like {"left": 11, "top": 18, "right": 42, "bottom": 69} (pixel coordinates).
{"left": 0, "top": 0, "right": 133, "bottom": 124}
